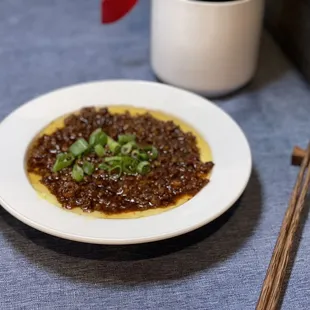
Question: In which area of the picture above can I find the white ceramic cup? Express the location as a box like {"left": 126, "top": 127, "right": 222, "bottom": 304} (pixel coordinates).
{"left": 151, "top": 0, "right": 264, "bottom": 97}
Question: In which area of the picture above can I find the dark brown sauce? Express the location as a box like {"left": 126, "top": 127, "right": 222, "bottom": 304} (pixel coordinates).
{"left": 27, "top": 107, "right": 214, "bottom": 215}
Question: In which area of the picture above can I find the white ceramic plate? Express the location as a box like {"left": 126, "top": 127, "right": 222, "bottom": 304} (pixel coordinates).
{"left": 0, "top": 80, "right": 251, "bottom": 244}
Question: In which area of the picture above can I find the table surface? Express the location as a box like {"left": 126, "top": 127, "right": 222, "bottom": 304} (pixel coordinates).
{"left": 1, "top": 1, "right": 310, "bottom": 309}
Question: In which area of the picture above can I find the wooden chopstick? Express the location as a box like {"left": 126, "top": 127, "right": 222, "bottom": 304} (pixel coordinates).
{"left": 256, "top": 143, "right": 310, "bottom": 310}
{"left": 292, "top": 146, "right": 307, "bottom": 166}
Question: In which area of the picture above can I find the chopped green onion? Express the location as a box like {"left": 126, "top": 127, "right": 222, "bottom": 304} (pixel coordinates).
{"left": 138, "top": 151, "right": 149, "bottom": 161}
{"left": 104, "top": 156, "right": 122, "bottom": 163}
{"left": 82, "top": 161, "right": 94, "bottom": 176}
{"left": 89, "top": 129, "right": 108, "bottom": 146}
{"left": 122, "top": 156, "right": 138, "bottom": 175}
{"left": 131, "top": 149, "right": 149, "bottom": 161}
{"left": 144, "top": 146, "right": 158, "bottom": 160}
{"left": 52, "top": 152, "right": 75, "bottom": 172}
{"left": 121, "top": 141, "right": 136, "bottom": 155}
{"left": 94, "top": 144, "right": 105, "bottom": 157}
{"left": 97, "top": 132, "right": 108, "bottom": 146}
{"left": 69, "top": 138, "right": 89, "bottom": 157}
{"left": 109, "top": 164, "right": 122, "bottom": 178}
{"left": 118, "top": 134, "right": 136, "bottom": 145}
{"left": 98, "top": 163, "right": 110, "bottom": 171}
{"left": 131, "top": 149, "right": 140, "bottom": 159}
{"left": 89, "top": 128, "right": 101, "bottom": 145}
{"left": 72, "top": 164, "right": 84, "bottom": 182}
{"left": 107, "top": 137, "right": 121, "bottom": 154}
{"left": 137, "top": 161, "right": 151, "bottom": 175}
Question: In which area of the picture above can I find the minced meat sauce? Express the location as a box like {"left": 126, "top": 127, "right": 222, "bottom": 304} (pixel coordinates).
{"left": 27, "top": 107, "right": 214, "bottom": 214}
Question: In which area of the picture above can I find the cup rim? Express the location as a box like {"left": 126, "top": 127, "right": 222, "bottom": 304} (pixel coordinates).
{"left": 177, "top": 0, "right": 251, "bottom": 7}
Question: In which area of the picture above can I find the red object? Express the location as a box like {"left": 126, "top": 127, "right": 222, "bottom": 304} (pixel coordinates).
{"left": 101, "top": 0, "right": 138, "bottom": 24}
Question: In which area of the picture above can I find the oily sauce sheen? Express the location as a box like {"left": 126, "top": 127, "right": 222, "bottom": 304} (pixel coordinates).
{"left": 27, "top": 106, "right": 214, "bottom": 218}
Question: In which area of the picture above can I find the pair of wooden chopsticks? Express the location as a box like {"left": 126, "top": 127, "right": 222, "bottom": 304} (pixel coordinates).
{"left": 256, "top": 143, "right": 310, "bottom": 310}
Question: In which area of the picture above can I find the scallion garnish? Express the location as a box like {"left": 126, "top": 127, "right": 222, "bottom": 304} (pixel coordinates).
{"left": 109, "top": 164, "right": 122, "bottom": 178}
{"left": 131, "top": 149, "right": 140, "bottom": 159}
{"left": 144, "top": 145, "right": 158, "bottom": 160}
{"left": 122, "top": 156, "right": 138, "bottom": 175}
{"left": 82, "top": 161, "right": 94, "bottom": 176}
{"left": 98, "top": 163, "right": 110, "bottom": 171}
{"left": 130, "top": 149, "right": 148, "bottom": 161}
{"left": 104, "top": 156, "right": 122, "bottom": 163}
{"left": 137, "top": 161, "right": 151, "bottom": 175}
{"left": 98, "top": 133, "right": 108, "bottom": 146}
{"left": 107, "top": 137, "right": 121, "bottom": 154}
{"left": 72, "top": 164, "right": 84, "bottom": 182}
{"left": 89, "top": 128, "right": 108, "bottom": 146}
{"left": 52, "top": 128, "right": 158, "bottom": 179}
{"left": 89, "top": 128, "right": 101, "bottom": 145}
{"left": 121, "top": 141, "right": 136, "bottom": 155}
{"left": 138, "top": 151, "right": 148, "bottom": 161}
{"left": 52, "top": 152, "right": 75, "bottom": 172}
{"left": 69, "top": 138, "right": 89, "bottom": 157}
{"left": 118, "top": 134, "right": 136, "bottom": 145}
{"left": 94, "top": 144, "right": 105, "bottom": 157}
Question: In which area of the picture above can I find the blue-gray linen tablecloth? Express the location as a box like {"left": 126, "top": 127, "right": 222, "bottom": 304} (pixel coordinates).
{"left": 0, "top": 1, "right": 310, "bottom": 309}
